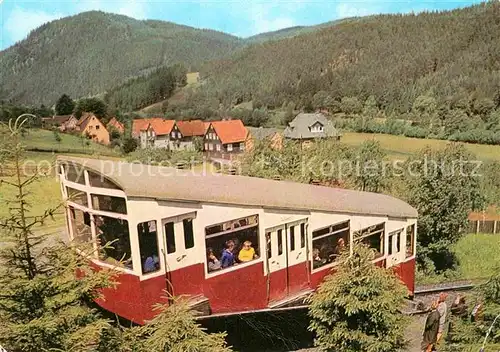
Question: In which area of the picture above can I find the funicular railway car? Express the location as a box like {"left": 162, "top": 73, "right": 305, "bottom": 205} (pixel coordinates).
{"left": 57, "top": 156, "right": 418, "bottom": 324}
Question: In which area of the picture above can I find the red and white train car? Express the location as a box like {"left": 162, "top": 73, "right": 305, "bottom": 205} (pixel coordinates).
{"left": 57, "top": 156, "right": 418, "bottom": 324}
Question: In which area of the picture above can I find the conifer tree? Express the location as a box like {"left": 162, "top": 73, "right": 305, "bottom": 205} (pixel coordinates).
{"left": 109, "top": 295, "right": 231, "bottom": 352}
{"left": 0, "top": 115, "right": 116, "bottom": 351}
{"left": 308, "top": 244, "right": 409, "bottom": 352}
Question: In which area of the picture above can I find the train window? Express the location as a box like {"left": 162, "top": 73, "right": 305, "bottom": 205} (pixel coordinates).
{"left": 289, "top": 226, "right": 295, "bottom": 251}
{"left": 91, "top": 194, "right": 127, "bottom": 214}
{"left": 64, "top": 163, "right": 85, "bottom": 185}
{"left": 96, "top": 215, "right": 133, "bottom": 270}
{"left": 388, "top": 230, "right": 402, "bottom": 255}
{"left": 88, "top": 171, "right": 122, "bottom": 190}
{"left": 312, "top": 220, "right": 350, "bottom": 270}
{"left": 69, "top": 207, "right": 92, "bottom": 243}
{"left": 300, "top": 223, "right": 306, "bottom": 248}
{"left": 277, "top": 229, "right": 283, "bottom": 255}
{"left": 66, "top": 187, "right": 88, "bottom": 206}
{"left": 406, "top": 224, "right": 415, "bottom": 257}
{"left": 183, "top": 218, "right": 195, "bottom": 249}
{"left": 354, "top": 223, "right": 385, "bottom": 258}
{"left": 205, "top": 215, "right": 260, "bottom": 273}
{"left": 138, "top": 221, "right": 160, "bottom": 274}
{"left": 165, "top": 222, "right": 176, "bottom": 254}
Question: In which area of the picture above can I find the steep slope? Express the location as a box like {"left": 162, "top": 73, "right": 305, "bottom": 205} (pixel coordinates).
{"left": 201, "top": 3, "right": 500, "bottom": 112}
{"left": 0, "top": 11, "right": 242, "bottom": 105}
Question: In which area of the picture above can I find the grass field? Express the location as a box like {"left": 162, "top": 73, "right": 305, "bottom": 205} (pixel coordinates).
{"left": 342, "top": 132, "right": 500, "bottom": 161}
{"left": 20, "top": 129, "right": 118, "bottom": 156}
{"left": 416, "top": 233, "right": 500, "bottom": 285}
{"left": 454, "top": 233, "right": 500, "bottom": 280}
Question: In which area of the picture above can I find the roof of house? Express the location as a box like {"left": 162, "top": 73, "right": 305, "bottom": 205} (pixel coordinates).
{"left": 132, "top": 118, "right": 173, "bottom": 137}
{"left": 176, "top": 120, "right": 206, "bottom": 137}
{"left": 247, "top": 127, "right": 282, "bottom": 140}
{"left": 209, "top": 120, "right": 248, "bottom": 144}
{"left": 77, "top": 112, "right": 94, "bottom": 131}
{"left": 42, "top": 115, "right": 74, "bottom": 125}
{"left": 283, "top": 113, "right": 340, "bottom": 139}
{"left": 108, "top": 117, "right": 125, "bottom": 132}
{"left": 149, "top": 119, "right": 175, "bottom": 136}
{"left": 57, "top": 156, "right": 418, "bottom": 219}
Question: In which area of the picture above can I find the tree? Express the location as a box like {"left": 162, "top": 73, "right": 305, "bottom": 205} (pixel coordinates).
{"left": 405, "top": 144, "right": 485, "bottom": 271}
{"left": 362, "top": 95, "right": 378, "bottom": 119}
{"left": 74, "top": 97, "right": 108, "bottom": 121}
{"left": 308, "top": 244, "right": 409, "bottom": 352}
{"left": 351, "top": 140, "right": 387, "bottom": 192}
{"left": 0, "top": 115, "right": 117, "bottom": 351}
{"left": 121, "top": 136, "right": 138, "bottom": 154}
{"left": 114, "top": 296, "right": 231, "bottom": 352}
{"left": 340, "top": 96, "right": 362, "bottom": 116}
{"left": 55, "top": 93, "right": 75, "bottom": 115}
{"left": 53, "top": 128, "right": 62, "bottom": 143}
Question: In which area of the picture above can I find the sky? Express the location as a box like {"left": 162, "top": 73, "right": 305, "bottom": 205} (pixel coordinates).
{"left": 0, "top": 0, "right": 483, "bottom": 50}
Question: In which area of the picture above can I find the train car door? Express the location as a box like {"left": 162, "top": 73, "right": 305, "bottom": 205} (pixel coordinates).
{"left": 161, "top": 212, "right": 201, "bottom": 296}
{"left": 386, "top": 228, "right": 405, "bottom": 268}
{"left": 266, "top": 219, "right": 309, "bottom": 304}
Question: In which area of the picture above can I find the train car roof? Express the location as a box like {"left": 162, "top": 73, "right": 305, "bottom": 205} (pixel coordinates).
{"left": 58, "top": 156, "right": 418, "bottom": 219}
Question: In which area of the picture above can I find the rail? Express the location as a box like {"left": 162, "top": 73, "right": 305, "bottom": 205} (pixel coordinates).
{"left": 414, "top": 279, "right": 479, "bottom": 296}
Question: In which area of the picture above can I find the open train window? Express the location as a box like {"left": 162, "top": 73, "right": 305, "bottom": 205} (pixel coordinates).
{"left": 64, "top": 163, "right": 85, "bottom": 185}
{"left": 88, "top": 171, "right": 122, "bottom": 190}
{"left": 138, "top": 220, "right": 160, "bottom": 274}
{"left": 66, "top": 187, "right": 88, "bottom": 206}
{"left": 354, "top": 223, "right": 385, "bottom": 258}
{"left": 96, "top": 215, "right": 133, "bottom": 270}
{"left": 69, "top": 206, "right": 92, "bottom": 243}
{"left": 388, "top": 229, "right": 402, "bottom": 255}
{"left": 205, "top": 215, "right": 260, "bottom": 273}
{"left": 91, "top": 194, "right": 127, "bottom": 214}
{"left": 312, "top": 220, "right": 350, "bottom": 270}
{"left": 406, "top": 224, "right": 415, "bottom": 257}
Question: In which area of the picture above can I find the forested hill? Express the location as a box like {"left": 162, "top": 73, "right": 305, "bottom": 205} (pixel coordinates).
{"left": 0, "top": 11, "right": 242, "bottom": 105}
{"left": 201, "top": 2, "right": 500, "bottom": 113}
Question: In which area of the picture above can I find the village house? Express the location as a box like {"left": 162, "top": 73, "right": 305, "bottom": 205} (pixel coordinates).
{"left": 139, "top": 119, "right": 176, "bottom": 149}
{"left": 76, "top": 112, "right": 110, "bottom": 145}
{"left": 133, "top": 118, "right": 209, "bottom": 150}
{"left": 204, "top": 119, "right": 248, "bottom": 161}
{"left": 175, "top": 120, "right": 208, "bottom": 150}
{"left": 283, "top": 112, "right": 341, "bottom": 147}
{"left": 245, "top": 126, "right": 283, "bottom": 151}
{"left": 41, "top": 114, "right": 78, "bottom": 131}
{"left": 107, "top": 117, "right": 125, "bottom": 134}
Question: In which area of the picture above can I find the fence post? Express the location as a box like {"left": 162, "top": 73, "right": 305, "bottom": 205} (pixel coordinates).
{"left": 476, "top": 220, "right": 480, "bottom": 234}
{"left": 494, "top": 221, "right": 497, "bottom": 235}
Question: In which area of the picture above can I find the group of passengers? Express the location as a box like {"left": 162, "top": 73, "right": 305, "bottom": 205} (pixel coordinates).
{"left": 207, "top": 239, "right": 259, "bottom": 272}
{"left": 313, "top": 237, "right": 346, "bottom": 269}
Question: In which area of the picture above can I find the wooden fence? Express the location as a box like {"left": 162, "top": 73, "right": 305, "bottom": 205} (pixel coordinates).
{"left": 468, "top": 220, "right": 499, "bottom": 234}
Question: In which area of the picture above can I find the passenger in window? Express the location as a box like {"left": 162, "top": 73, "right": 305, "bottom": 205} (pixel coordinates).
{"left": 331, "top": 238, "right": 346, "bottom": 261}
{"left": 313, "top": 248, "right": 326, "bottom": 269}
{"left": 238, "top": 241, "right": 258, "bottom": 262}
{"left": 143, "top": 254, "right": 159, "bottom": 273}
{"left": 220, "top": 240, "right": 236, "bottom": 268}
{"left": 207, "top": 248, "right": 221, "bottom": 272}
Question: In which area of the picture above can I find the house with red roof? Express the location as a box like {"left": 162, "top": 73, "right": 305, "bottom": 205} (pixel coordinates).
{"left": 107, "top": 117, "right": 125, "bottom": 134}
{"left": 75, "top": 112, "right": 110, "bottom": 145}
{"left": 133, "top": 118, "right": 210, "bottom": 150}
{"left": 204, "top": 119, "right": 249, "bottom": 160}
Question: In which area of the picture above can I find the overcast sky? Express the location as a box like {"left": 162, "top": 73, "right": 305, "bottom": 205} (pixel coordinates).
{"left": 0, "top": 0, "right": 482, "bottom": 50}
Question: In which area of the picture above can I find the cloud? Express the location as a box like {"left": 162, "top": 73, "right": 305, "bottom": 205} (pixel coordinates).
{"left": 335, "top": 2, "right": 380, "bottom": 19}
{"left": 247, "top": 3, "right": 296, "bottom": 36}
{"left": 76, "top": 0, "right": 148, "bottom": 19}
{"left": 4, "top": 7, "right": 64, "bottom": 44}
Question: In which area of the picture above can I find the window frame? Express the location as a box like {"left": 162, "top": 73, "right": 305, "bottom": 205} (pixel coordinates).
{"left": 204, "top": 214, "right": 261, "bottom": 277}
{"left": 311, "top": 220, "right": 350, "bottom": 273}
{"left": 227, "top": 143, "right": 233, "bottom": 152}
{"left": 354, "top": 222, "right": 385, "bottom": 259}
{"left": 406, "top": 224, "right": 416, "bottom": 258}
{"left": 138, "top": 220, "right": 161, "bottom": 275}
